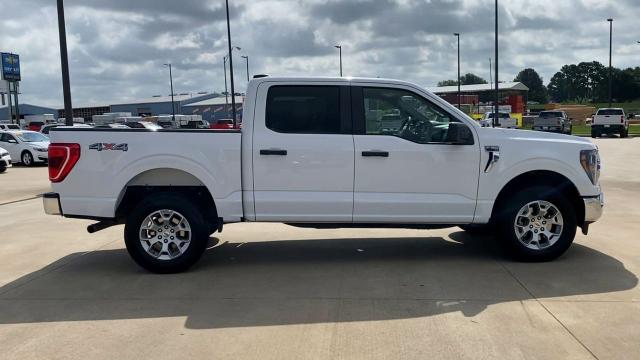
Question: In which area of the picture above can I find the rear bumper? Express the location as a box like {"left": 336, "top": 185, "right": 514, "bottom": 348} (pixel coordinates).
{"left": 43, "top": 192, "right": 63, "bottom": 216}
{"left": 584, "top": 193, "right": 604, "bottom": 223}
{"left": 592, "top": 124, "right": 624, "bottom": 133}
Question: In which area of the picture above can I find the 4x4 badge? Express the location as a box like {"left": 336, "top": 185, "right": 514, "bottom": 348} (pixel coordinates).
{"left": 89, "top": 143, "right": 128, "bottom": 152}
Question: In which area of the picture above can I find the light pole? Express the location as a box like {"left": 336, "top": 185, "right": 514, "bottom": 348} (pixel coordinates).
{"left": 56, "top": 0, "right": 74, "bottom": 126}
{"left": 494, "top": 0, "right": 499, "bottom": 128}
{"left": 334, "top": 45, "right": 342, "bottom": 77}
{"left": 223, "top": 46, "right": 241, "bottom": 121}
{"left": 241, "top": 55, "right": 250, "bottom": 82}
{"left": 225, "top": 0, "right": 238, "bottom": 127}
{"left": 608, "top": 18, "right": 613, "bottom": 108}
{"left": 163, "top": 64, "right": 176, "bottom": 122}
{"left": 454, "top": 33, "right": 460, "bottom": 109}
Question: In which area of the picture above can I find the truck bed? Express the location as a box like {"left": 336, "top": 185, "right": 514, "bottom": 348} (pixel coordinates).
{"left": 49, "top": 128, "right": 243, "bottom": 221}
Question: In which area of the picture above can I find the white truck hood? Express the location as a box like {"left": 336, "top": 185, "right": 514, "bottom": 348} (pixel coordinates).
{"left": 481, "top": 128, "right": 595, "bottom": 148}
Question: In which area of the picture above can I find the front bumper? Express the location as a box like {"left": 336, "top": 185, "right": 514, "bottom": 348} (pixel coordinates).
{"left": 584, "top": 193, "right": 604, "bottom": 223}
{"left": 43, "top": 192, "right": 63, "bottom": 216}
{"left": 0, "top": 155, "right": 11, "bottom": 169}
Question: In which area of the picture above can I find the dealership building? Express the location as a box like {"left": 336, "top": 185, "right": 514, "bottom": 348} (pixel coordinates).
{"left": 182, "top": 96, "right": 244, "bottom": 123}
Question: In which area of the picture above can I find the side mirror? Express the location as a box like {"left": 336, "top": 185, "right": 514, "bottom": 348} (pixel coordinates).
{"left": 8, "top": 139, "right": 18, "bottom": 144}
{"left": 446, "top": 123, "right": 474, "bottom": 145}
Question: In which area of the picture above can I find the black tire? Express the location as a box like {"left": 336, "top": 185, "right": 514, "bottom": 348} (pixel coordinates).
{"left": 0, "top": 166, "right": 6, "bottom": 173}
{"left": 621, "top": 128, "right": 629, "bottom": 138}
{"left": 21, "top": 151, "right": 34, "bottom": 166}
{"left": 591, "top": 129, "right": 598, "bottom": 138}
{"left": 124, "top": 193, "right": 209, "bottom": 273}
{"left": 495, "top": 186, "right": 577, "bottom": 262}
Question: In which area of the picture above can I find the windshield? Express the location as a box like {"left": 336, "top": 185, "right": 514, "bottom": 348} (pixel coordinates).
{"left": 540, "top": 112, "right": 563, "bottom": 118}
{"left": 17, "top": 132, "right": 49, "bottom": 143}
{"left": 598, "top": 109, "right": 624, "bottom": 116}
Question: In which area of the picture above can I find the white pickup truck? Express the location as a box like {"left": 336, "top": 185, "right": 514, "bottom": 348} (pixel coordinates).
{"left": 591, "top": 108, "right": 629, "bottom": 138}
{"left": 43, "top": 77, "right": 604, "bottom": 273}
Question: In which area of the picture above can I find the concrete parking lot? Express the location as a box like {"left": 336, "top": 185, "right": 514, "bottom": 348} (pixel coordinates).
{"left": 0, "top": 138, "right": 638, "bottom": 360}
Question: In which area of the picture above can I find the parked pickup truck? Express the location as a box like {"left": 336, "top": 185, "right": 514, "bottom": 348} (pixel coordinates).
{"left": 592, "top": 108, "right": 628, "bottom": 138}
{"left": 479, "top": 112, "right": 518, "bottom": 129}
{"left": 533, "top": 111, "right": 572, "bottom": 134}
{"left": 43, "top": 77, "right": 604, "bottom": 273}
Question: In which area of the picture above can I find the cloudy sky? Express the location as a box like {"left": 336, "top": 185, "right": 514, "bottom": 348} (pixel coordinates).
{"left": 1, "top": 0, "right": 638, "bottom": 108}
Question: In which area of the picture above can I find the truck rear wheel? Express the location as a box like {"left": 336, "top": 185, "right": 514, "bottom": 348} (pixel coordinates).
{"left": 124, "top": 193, "right": 209, "bottom": 273}
{"left": 496, "top": 186, "right": 576, "bottom": 262}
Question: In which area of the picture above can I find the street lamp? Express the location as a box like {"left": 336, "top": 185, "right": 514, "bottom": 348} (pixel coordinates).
{"left": 223, "top": 46, "right": 241, "bottom": 111}
{"left": 454, "top": 33, "right": 460, "bottom": 109}
{"left": 56, "top": 0, "right": 74, "bottom": 126}
{"left": 163, "top": 63, "right": 176, "bottom": 122}
{"left": 225, "top": 0, "right": 238, "bottom": 127}
{"left": 334, "top": 45, "right": 343, "bottom": 77}
{"left": 494, "top": 0, "right": 499, "bottom": 128}
{"left": 607, "top": 18, "right": 613, "bottom": 108}
{"left": 241, "top": 55, "right": 250, "bottom": 82}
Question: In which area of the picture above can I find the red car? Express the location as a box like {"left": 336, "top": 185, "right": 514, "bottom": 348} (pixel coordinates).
{"left": 210, "top": 119, "right": 236, "bottom": 130}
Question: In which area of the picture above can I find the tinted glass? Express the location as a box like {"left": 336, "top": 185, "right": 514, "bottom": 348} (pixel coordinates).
{"left": 540, "top": 112, "right": 563, "bottom": 118}
{"left": 266, "top": 86, "right": 341, "bottom": 134}
{"left": 18, "top": 132, "right": 48, "bottom": 142}
{"left": 598, "top": 109, "right": 624, "bottom": 116}
{"left": 363, "top": 87, "right": 461, "bottom": 144}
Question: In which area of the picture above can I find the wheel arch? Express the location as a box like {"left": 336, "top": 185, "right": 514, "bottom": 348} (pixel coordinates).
{"left": 115, "top": 168, "right": 219, "bottom": 229}
{"left": 491, "top": 170, "right": 585, "bottom": 226}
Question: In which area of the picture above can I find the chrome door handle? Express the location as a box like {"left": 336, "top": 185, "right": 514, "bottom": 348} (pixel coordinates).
{"left": 362, "top": 151, "right": 389, "bottom": 158}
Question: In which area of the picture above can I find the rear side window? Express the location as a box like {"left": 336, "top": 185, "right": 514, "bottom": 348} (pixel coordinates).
{"left": 598, "top": 109, "right": 624, "bottom": 116}
{"left": 266, "top": 86, "right": 342, "bottom": 134}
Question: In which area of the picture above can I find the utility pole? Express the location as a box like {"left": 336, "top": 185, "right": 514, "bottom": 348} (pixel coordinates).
{"left": 454, "top": 33, "right": 461, "bottom": 109}
{"left": 225, "top": 0, "right": 238, "bottom": 128}
{"left": 494, "top": 0, "right": 499, "bottom": 128}
{"left": 607, "top": 18, "right": 613, "bottom": 108}
{"left": 56, "top": 0, "right": 74, "bottom": 126}
{"left": 335, "top": 45, "right": 342, "bottom": 77}
{"left": 223, "top": 57, "right": 228, "bottom": 109}
{"left": 241, "top": 55, "right": 250, "bottom": 82}
{"left": 163, "top": 63, "right": 176, "bottom": 122}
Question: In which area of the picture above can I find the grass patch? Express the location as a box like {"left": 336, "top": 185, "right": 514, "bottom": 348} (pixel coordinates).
{"left": 519, "top": 124, "right": 640, "bottom": 136}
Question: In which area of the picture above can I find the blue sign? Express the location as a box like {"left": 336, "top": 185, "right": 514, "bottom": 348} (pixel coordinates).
{"left": 1, "top": 53, "right": 21, "bottom": 81}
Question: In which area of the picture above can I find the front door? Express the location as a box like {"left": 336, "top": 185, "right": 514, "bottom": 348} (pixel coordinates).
{"left": 352, "top": 85, "right": 481, "bottom": 223}
{"left": 251, "top": 83, "right": 354, "bottom": 222}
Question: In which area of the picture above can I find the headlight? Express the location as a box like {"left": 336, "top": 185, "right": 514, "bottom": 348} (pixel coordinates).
{"left": 33, "top": 147, "right": 48, "bottom": 152}
{"left": 580, "top": 149, "right": 600, "bottom": 185}
{"left": 0, "top": 151, "right": 7, "bottom": 157}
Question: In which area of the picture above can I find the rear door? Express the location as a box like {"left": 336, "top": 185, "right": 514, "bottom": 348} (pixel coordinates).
{"left": 0, "top": 133, "right": 19, "bottom": 159}
{"left": 251, "top": 82, "right": 354, "bottom": 222}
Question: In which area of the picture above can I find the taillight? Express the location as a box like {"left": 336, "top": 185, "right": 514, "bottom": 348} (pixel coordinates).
{"left": 621, "top": 116, "right": 624, "bottom": 124}
{"left": 48, "top": 143, "right": 81, "bottom": 183}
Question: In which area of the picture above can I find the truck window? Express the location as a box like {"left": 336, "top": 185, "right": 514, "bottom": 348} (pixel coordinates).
{"left": 540, "top": 112, "right": 563, "bottom": 118}
{"left": 266, "top": 86, "right": 342, "bottom": 134}
{"left": 597, "top": 109, "right": 623, "bottom": 116}
{"left": 362, "top": 87, "right": 460, "bottom": 144}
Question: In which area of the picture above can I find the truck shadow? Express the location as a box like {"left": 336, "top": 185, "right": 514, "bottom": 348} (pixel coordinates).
{"left": 0, "top": 232, "right": 636, "bottom": 329}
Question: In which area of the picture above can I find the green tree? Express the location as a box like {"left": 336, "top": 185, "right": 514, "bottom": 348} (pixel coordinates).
{"left": 514, "top": 68, "right": 548, "bottom": 103}
{"left": 438, "top": 80, "right": 458, "bottom": 87}
{"left": 438, "top": 73, "right": 487, "bottom": 87}
{"left": 460, "top": 73, "right": 488, "bottom": 85}
{"left": 547, "top": 62, "right": 609, "bottom": 103}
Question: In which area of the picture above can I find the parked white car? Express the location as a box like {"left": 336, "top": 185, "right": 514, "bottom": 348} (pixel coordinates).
{"left": 0, "top": 124, "right": 21, "bottom": 131}
{"left": 0, "top": 130, "right": 50, "bottom": 166}
{"left": 0, "top": 146, "right": 11, "bottom": 173}
{"left": 44, "top": 76, "right": 603, "bottom": 273}
{"left": 480, "top": 112, "right": 518, "bottom": 129}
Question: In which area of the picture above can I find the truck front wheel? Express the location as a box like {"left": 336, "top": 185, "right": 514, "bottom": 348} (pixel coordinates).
{"left": 496, "top": 186, "right": 576, "bottom": 262}
{"left": 124, "top": 193, "right": 209, "bottom": 273}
